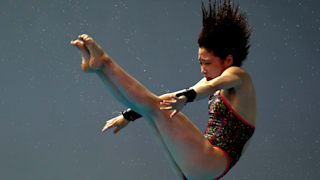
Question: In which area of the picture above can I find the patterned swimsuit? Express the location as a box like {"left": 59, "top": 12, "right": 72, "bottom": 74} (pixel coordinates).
{"left": 183, "top": 90, "right": 255, "bottom": 180}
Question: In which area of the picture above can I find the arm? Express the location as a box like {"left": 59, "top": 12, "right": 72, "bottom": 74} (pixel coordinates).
{"left": 160, "top": 66, "right": 248, "bottom": 117}
{"left": 119, "top": 77, "right": 209, "bottom": 121}
{"left": 192, "top": 66, "right": 247, "bottom": 101}
{"left": 101, "top": 93, "right": 177, "bottom": 133}
{"left": 102, "top": 78, "right": 209, "bottom": 133}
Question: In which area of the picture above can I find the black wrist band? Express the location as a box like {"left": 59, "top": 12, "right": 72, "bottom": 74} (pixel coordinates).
{"left": 122, "top": 108, "right": 142, "bottom": 121}
{"left": 176, "top": 89, "right": 197, "bottom": 102}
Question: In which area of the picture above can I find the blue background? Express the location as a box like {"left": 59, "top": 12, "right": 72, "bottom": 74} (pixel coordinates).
{"left": 0, "top": 0, "right": 319, "bottom": 179}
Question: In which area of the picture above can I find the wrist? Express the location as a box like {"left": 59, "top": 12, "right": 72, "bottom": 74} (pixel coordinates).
{"left": 122, "top": 108, "right": 142, "bottom": 121}
{"left": 176, "top": 88, "right": 197, "bottom": 102}
{"left": 180, "top": 95, "right": 188, "bottom": 104}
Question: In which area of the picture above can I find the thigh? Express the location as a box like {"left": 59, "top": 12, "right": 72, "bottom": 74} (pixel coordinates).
{"left": 148, "top": 110, "right": 228, "bottom": 179}
{"left": 133, "top": 92, "right": 228, "bottom": 178}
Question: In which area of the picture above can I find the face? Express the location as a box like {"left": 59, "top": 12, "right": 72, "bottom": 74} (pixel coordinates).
{"left": 198, "top": 47, "right": 232, "bottom": 81}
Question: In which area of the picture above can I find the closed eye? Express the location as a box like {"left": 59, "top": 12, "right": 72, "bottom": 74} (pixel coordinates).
{"left": 198, "top": 59, "right": 210, "bottom": 65}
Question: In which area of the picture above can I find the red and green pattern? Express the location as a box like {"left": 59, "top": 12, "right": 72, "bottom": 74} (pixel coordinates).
{"left": 204, "top": 90, "right": 255, "bottom": 170}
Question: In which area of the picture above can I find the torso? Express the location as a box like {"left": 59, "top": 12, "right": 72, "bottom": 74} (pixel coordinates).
{"left": 200, "top": 67, "right": 256, "bottom": 161}
{"left": 220, "top": 72, "right": 256, "bottom": 154}
{"left": 220, "top": 78, "right": 256, "bottom": 127}
{"left": 204, "top": 88, "right": 255, "bottom": 171}
{"left": 198, "top": 69, "right": 257, "bottom": 127}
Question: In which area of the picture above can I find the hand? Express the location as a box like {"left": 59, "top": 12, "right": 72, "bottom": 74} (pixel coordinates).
{"left": 70, "top": 34, "right": 109, "bottom": 72}
{"left": 102, "top": 115, "right": 130, "bottom": 134}
{"left": 160, "top": 94, "right": 187, "bottom": 118}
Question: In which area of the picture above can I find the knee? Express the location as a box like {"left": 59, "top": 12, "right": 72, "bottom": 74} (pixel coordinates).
{"left": 182, "top": 156, "right": 225, "bottom": 180}
{"left": 132, "top": 96, "right": 164, "bottom": 118}
{"left": 182, "top": 163, "right": 223, "bottom": 180}
{"left": 137, "top": 93, "right": 180, "bottom": 120}
{"left": 183, "top": 170, "right": 218, "bottom": 180}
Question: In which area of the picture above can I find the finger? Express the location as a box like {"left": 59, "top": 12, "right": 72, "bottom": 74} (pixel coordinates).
{"left": 170, "top": 110, "right": 179, "bottom": 118}
{"left": 159, "top": 101, "right": 172, "bottom": 107}
{"left": 176, "top": 96, "right": 187, "bottom": 102}
{"left": 173, "top": 96, "right": 186, "bottom": 103}
{"left": 102, "top": 122, "right": 113, "bottom": 132}
{"left": 172, "top": 96, "right": 179, "bottom": 100}
{"left": 171, "top": 94, "right": 179, "bottom": 99}
{"left": 101, "top": 125, "right": 109, "bottom": 132}
{"left": 113, "top": 127, "right": 120, "bottom": 134}
{"left": 160, "top": 106, "right": 174, "bottom": 111}
{"left": 161, "top": 99, "right": 177, "bottom": 104}
{"left": 161, "top": 100, "right": 177, "bottom": 103}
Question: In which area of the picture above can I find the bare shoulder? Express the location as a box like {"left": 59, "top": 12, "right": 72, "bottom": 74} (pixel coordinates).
{"left": 223, "top": 66, "right": 247, "bottom": 75}
{"left": 223, "top": 66, "right": 252, "bottom": 82}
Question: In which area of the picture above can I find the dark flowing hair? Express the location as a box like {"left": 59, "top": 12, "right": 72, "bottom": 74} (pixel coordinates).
{"left": 198, "top": 0, "right": 251, "bottom": 67}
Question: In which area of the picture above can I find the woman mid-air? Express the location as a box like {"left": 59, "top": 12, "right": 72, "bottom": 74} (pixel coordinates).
{"left": 71, "top": 0, "right": 256, "bottom": 179}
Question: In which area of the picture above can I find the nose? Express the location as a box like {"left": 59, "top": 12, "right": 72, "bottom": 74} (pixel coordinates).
{"left": 201, "top": 65, "right": 206, "bottom": 74}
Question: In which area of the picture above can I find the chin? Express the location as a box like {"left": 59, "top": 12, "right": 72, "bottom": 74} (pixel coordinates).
{"left": 206, "top": 77, "right": 213, "bottom": 81}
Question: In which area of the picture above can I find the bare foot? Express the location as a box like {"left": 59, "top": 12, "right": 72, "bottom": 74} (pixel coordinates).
{"left": 71, "top": 34, "right": 109, "bottom": 72}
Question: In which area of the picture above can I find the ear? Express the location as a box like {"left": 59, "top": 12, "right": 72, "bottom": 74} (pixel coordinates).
{"left": 224, "top": 55, "right": 234, "bottom": 67}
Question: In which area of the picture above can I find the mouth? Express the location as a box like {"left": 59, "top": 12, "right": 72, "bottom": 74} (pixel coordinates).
{"left": 204, "top": 75, "right": 213, "bottom": 81}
